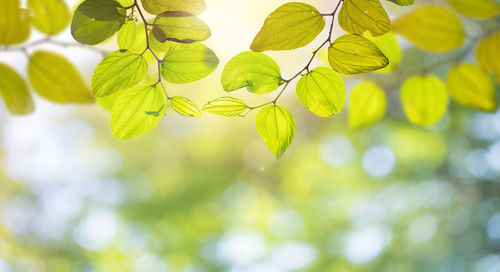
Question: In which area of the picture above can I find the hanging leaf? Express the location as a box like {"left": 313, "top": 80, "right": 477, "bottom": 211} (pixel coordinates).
{"left": 339, "top": 0, "right": 391, "bottom": 37}
{"left": 141, "top": 0, "right": 206, "bottom": 15}
{"left": 476, "top": 32, "right": 500, "bottom": 81}
{"left": 0, "top": 0, "right": 31, "bottom": 45}
{"left": 28, "top": 0, "right": 70, "bottom": 35}
{"left": 117, "top": 20, "right": 138, "bottom": 50}
{"left": 349, "top": 81, "right": 387, "bottom": 129}
{"left": 152, "top": 11, "right": 211, "bottom": 43}
{"left": 364, "top": 32, "right": 402, "bottom": 74}
{"left": 0, "top": 63, "right": 34, "bottom": 115}
{"left": 256, "top": 105, "right": 295, "bottom": 159}
{"left": 446, "top": 0, "right": 500, "bottom": 19}
{"left": 203, "top": 97, "right": 248, "bottom": 117}
{"left": 169, "top": 96, "right": 202, "bottom": 117}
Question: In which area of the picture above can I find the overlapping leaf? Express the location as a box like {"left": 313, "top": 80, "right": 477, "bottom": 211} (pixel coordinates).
{"left": 142, "top": 0, "right": 206, "bottom": 15}
{"left": 152, "top": 11, "right": 210, "bottom": 43}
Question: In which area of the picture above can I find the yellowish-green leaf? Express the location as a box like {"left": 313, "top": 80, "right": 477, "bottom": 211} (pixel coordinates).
{"left": 149, "top": 34, "right": 171, "bottom": 52}
{"left": 349, "top": 81, "right": 387, "bottom": 129}
{"left": 152, "top": 11, "right": 211, "bottom": 43}
{"left": 203, "top": 97, "right": 248, "bottom": 117}
{"left": 392, "top": 6, "right": 465, "bottom": 52}
{"left": 339, "top": 0, "right": 391, "bottom": 37}
{"left": 91, "top": 50, "right": 148, "bottom": 97}
{"left": 401, "top": 75, "right": 448, "bottom": 126}
{"left": 476, "top": 32, "right": 500, "bottom": 81}
{"left": 161, "top": 42, "right": 219, "bottom": 84}
{"left": 0, "top": 0, "right": 31, "bottom": 45}
{"left": 28, "top": 0, "right": 70, "bottom": 35}
{"left": 111, "top": 85, "right": 166, "bottom": 140}
{"left": 221, "top": 51, "right": 282, "bottom": 94}
{"left": 250, "top": 2, "right": 325, "bottom": 52}
{"left": 364, "top": 32, "right": 402, "bottom": 73}
{"left": 0, "top": 63, "right": 34, "bottom": 115}
{"left": 141, "top": 0, "right": 206, "bottom": 15}
{"left": 296, "top": 67, "right": 346, "bottom": 117}
{"left": 328, "top": 34, "right": 389, "bottom": 75}
{"left": 446, "top": 64, "right": 497, "bottom": 112}
{"left": 446, "top": 0, "right": 500, "bottom": 19}
{"left": 27, "top": 51, "right": 93, "bottom": 104}
{"left": 385, "top": 0, "right": 414, "bottom": 5}
{"left": 256, "top": 105, "right": 295, "bottom": 159}
{"left": 169, "top": 96, "right": 201, "bottom": 117}
{"left": 117, "top": 20, "right": 138, "bottom": 50}
{"left": 71, "top": 0, "right": 126, "bottom": 45}
{"left": 116, "top": 0, "right": 134, "bottom": 7}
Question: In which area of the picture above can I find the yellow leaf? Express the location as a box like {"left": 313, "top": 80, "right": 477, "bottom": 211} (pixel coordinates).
{"left": 401, "top": 75, "right": 448, "bottom": 126}
{"left": 349, "top": 81, "right": 386, "bottom": 129}
{"left": 392, "top": 6, "right": 465, "bottom": 52}
{"left": 446, "top": 64, "right": 497, "bottom": 112}
{"left": 364, "top": 32, "right": 402, "bottom": 73}
{"left": 0, "top": 0, "right": 31, "bottom": 45}
{"left": 0, "top": 63, "right": 34, "bottom": 115}
{"left": 476, "top": 32, "right": 500, "bottom": 81}
{"left": 28, "top": 0, "right": 70, "bottom": 35}
{"left": 446, "top": 0, "right": 500, "bottom": 19}
{"left": 339, "top": 0, "right": 391, "bottom": 36}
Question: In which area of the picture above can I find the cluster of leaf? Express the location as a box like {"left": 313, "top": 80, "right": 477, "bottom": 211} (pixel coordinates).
{"left": 70, "top": 0, "right": 218, "bottom": 140}
{"left": 0, "top": 0, "right": 93, "bottom": 115}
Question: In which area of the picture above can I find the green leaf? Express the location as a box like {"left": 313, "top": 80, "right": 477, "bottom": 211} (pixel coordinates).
{"left": 169, "top": 96, "right": 201, "bottom": 117}
{"left": 0, "top": 63, "right": 34, "bottom": 115}
{"left": 392, "top": 6, "right": 465, "bottom": 52}
{"left": 27, "top": 50, "right": 93, "bottom": 104}
{"left": 250, "top": 2, "right": 325, "bottom": 52}
{"left": 28, "top": 0, "right": 70, "bottom": 35}
{"left": 203, "top": 97, "right": 248, "bottom": 117}
{"left": 385, "top": 0, "right": 414, "bottom": 5}
{"left": 152, "top": 11, "right": 211, "bottom": 43}
{"left": 328, "top": 34, "right": 389, "bottom": 75}
{"left": 256, "top": 105, "right": 295, "bottom": 159}
{"left": 117, "top": 20, "right": 138, "bottom": 50}
{"left": 116, "top": 0, "right": 134, "bottom": 7}
{"left": 446, "top": 64, "right": 497, "bottom": 112}
{"left": 364, "top": 32, "right": 402, "bottom": 74}
{"left": 476, "top": 32, "right": 500, "bottom": 80}
{"left": 111, "top": 85, "right": 166, "bottom": 140}
{"left": 71, "top": 0, "right": 126, "bottom": 45}
{"left": 339, "top": 0, "right": 391, "bottom": 37}
{"left": 221, "top": 51, "right": 282, "bottom": 94}
{"left": 401, "top": 75, "right": 448, "bottom": 126}
{"left": 349, "top": 81, "right": 387, "bottom": 129}
{"left": 141, "top": 0, "right": 206, "bottom": 15}
{"left": 161, "top": 42, "right": 219, "bottom": 84}
{"left": 296, "top": 67, "right": 346, "bottom": 117}
{"left": 0, "top": 0, "right": 31, "bottom": 45}
{"left": 91, "top": 50, "right": 148, "bottom": 97}
{"left": 446, "top": 0, "right": 500, "bottom": 19}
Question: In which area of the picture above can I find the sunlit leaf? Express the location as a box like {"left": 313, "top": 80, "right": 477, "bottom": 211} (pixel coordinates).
{"left": 161, "top": 42, "right": 219, "bottom": 84}
{"left": 28, "top": 0, "right": 70, "bottom": 35}
{"left": 0, "top": 0, "right": 31, "bottom": 45}
{"left": 364, "top": 32, "right": 402, "bottom": 73}
{"left": 446, "top": 0, "right": 500, "bottom": 19}
{"left": 142, "top": 0, "right": 206, "bottom": 15}
{"left": 203, "top": 97, "right": 248, "bottom": 117}
{"left": 170, "top": 96, "right": 201, "bottom": 117}
{"left": 476, "top": 32, "right": 500, "bottom": 81}
{"left": 0, "top": 63, "right": 34, "bottom": 115}
{"left": 256, "top": 105, "right": 295, "bottom": 159}
{"left": 71, "top": 0, "right": 126, "bottom": 45}
{"left": 349, "top": 81, "right": 387, "bottom": 129}
{"left": 328, "top": 34, "right": 389, "bottom": 75}
{"left": 339, "top": 0, "right": 391, "bottom": 37}
{"left": 111, "top": 85, "right": 166, "bottom": 140}
{"left": 116, "top": 0, "right": 134, "bottom": 7}
{"left": 296, "top": 67, "right": 346, "bottom": 117}
{"left": 250, "top": 2, "right": 325, "bottom": 52}
{"left": 221, "top": 51, "right": 282, "bottom": 95}
{"left": 385, "top": 0, "right": 414, "bottom": 5}
{"left": 117, "top": 20, "right": 138, "bottom": 50}
{"left": 152, "top": 11, "right": 211, "bottom": 43}
{"left": 392, "top": 6, "right": 465, "bottom": 52}
{"left": 27, "top": 51, "right": 93, "bottom": 103}
{"left": 446, "top": 64, "right": 497, "bottom": 112}
{"left": 91, "top": 50, "right": 148, "bottom": 97}
{"left": 401, "top": 75, "right": 448, "bottom": 126}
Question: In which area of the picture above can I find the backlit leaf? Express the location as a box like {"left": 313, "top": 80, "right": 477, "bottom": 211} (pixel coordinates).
{"left": 339, "top": 0, "right": 391, "bottom": 37}
{"left": 250, "top": 2, "right": 325, "bottom": 52}
{"left": 0, "top": 0, "right": 31, "bottom": 45}
{"left": 256, "top": 105, "right": 295, "bottom": 159}
{"left": 446, "top": 0, "right": 500, "bottom": 19}
{"left": 170, "top": 96, "right": 201, "bottom": 117}
{"left": 203, "top": 97, "right": 248, "bottom": 117}
{"left": 349, "top": 81, "right": 387, "bottom": 129}
{"left": 142, "top": 0, "right": 206, "bottom": 15}
{"left": 152, "top": 11, "right": 211, "bottom": 43}
{"left": 0, "top": 63, "right": 34, "bottom": 115}
{"left": 28, "top": 0, "right": 70, "bottom": 35}
{"left": 364, "top": 32, "right": 402, "bottom": 73}
{"left": 385, "top": 0, "right": 414, "bottom": 5}
{"left": 476, "top": 32, "right": 500, "bottom": 81}
{"left": 117, "top": 20, "right": 138, "bottom": 50}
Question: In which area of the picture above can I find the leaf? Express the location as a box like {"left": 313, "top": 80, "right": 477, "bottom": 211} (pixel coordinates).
{"left": 364, "top": 32, "right": 402, "bottom": 73}
{"left": 27, "top": 51, "right": 93, "bottom": 103}
{"left": 141, "top": 0, "right": 206, "bottom": 15}
{"left": 328, "top": 34, "right": 389, "bottom": 75}
{"left": 349, "top": 81, "right": 387, "bottom": 129}
{"left": 71, "top": 0, "right": 126, "bottom": 45}
{"left": 256, "top": 105, "right": 295, "bottom": 159}
{"left": 169, "top": 96, "right": 201, "bottom": 117}
{"left": 339, "top": 0, "right": 391, "bottom": 37}
{"left": 476, "top": 32, "right": 500, "bottom": 80}
{"left": 117, "top": 20, "right": 138, "bottom": 50}
{"left": 0, "top": 63, "right": 34, "bottom": 115}
{"left": 401, "top": 75, "right": 448, "bottom": 126}
{"left": 203, "top": 97, "right": 248, "bottom": 117}
{"left": 296, "top": 67, "right": 346, "bottom": 117}
{"left": 0, "top": 0, "right": 31, "bottom": 45}
{"left": 446, "top": 0, "right": 500, "bottom": 19}
{"left": 152, "top": 11, "right": 211, "bottom": 43}
{"left": 221, "top": 51, "right": 282, "bottom": 94}
{"left": 91, "top": 50, "right": 149, "bottom": 97}
{"left": 250, "top": 2, "right": 325, "bottom": 52}
{"left": 392, "top": 6, "right": 465, "bottom": 52}
{"left": 28, "top": 0, "right": 70, "bottom": 35}
{"left": 161, "top": 42, "right": 219, "bottom": 84}
{"left": 446, "top": 64, "right": 497, "bottom": 112}
{"left": 385, "top": 0, "right": 414, "bottom": 5}
{"left": 111, "top": 85, "right": 166, "bottom": 140}
{"left": 116, "top": 0, "right": 134, "bottom": 7}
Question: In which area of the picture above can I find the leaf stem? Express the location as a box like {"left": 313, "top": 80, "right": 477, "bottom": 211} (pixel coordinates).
{"left": 0, "top": 36, "right": 107, "bottom": 57}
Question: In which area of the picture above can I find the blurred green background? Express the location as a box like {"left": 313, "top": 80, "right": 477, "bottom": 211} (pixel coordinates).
{"left": 1, "top": 0, "right": 500, "bottom": 271}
